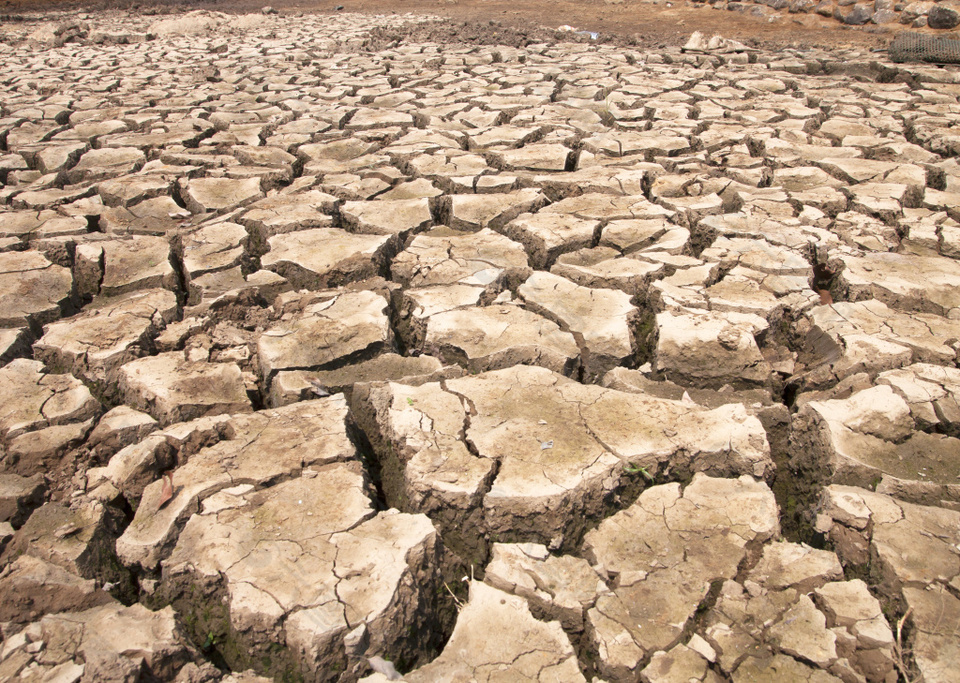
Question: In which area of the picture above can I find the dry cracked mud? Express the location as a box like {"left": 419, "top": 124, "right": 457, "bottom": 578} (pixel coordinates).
{"left": 1, "top": 6, "right": 960, "bottom": 683}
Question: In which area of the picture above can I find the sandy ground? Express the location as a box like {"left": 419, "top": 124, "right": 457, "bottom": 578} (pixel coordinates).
{"left": 1, "top": 0, "right": 903, "bottom": 51}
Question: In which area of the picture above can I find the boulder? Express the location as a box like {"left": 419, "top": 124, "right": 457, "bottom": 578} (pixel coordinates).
{"left": 929, "top": 1, "right": 960, "bottom": 27}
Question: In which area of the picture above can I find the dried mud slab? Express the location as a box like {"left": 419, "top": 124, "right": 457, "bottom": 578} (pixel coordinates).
{"left": 0, "top": 251, "right": 73, "bottom": 329}
{"left": 118, "top": 352, "right": 252, "bottom": 427}
{"left": 4, "top": 8, "right": 960, "bottom": 682}
{"left": 257, "top": 289, "right": 393, "bottom": 390}
{"left": 817, "top": 485, "right": 960, "bottom": 683}
{"left": 34, "top": 289, "right": 179, "bottom": 397}
{"left": 0, "top": 602, "right": 203, "bottom": 681}
{"left": 354, "top": 365, "right": 773, "bottom": 559}
{"left": 402, "top": 581, "right": 586, "bottom": 682}
{"left": 116, "top": 397, "right": 356, "bottom": 571}
{"left": 0, "top": 359, "right": 100, "bottom": 476}
{"left": 162, "top": 469, "right": 444, "bottom": 682}
{"left": 801, "top": 300, "right": 960, "bottom": 382}
{"left": 259, "top": 228, "right": 394, "bottom": 291}
{"left": 792, "top": 376, "right": 960, "bottom": 507}
{"left": 74, "top": 236, "right": 178, "bottom": 299}
{"left": 519, "top": 271, "right": 639, "bottom": 380}
{"left": 582, "top": 474, "right": 780, "bottom": 679}
{"left": 418, "top": 303, "right": 580, "bottom": 376}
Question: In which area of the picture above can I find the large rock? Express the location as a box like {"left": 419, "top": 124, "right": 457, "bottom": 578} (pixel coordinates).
{"left": 929, "top": 2, "right": 960, "bottom": 28}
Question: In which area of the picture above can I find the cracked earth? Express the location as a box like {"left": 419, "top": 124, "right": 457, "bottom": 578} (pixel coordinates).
{"left": 1, "top": 6, "right": 960, "bottom": 683}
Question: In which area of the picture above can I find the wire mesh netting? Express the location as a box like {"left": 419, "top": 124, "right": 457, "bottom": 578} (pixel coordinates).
{"left": 889, "top": 31, "right": 960, "bottom": 64}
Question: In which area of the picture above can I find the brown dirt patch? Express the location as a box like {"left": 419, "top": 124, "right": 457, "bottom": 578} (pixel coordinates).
{"left": 1, "top": 0, "right": 907, "bottom": 52}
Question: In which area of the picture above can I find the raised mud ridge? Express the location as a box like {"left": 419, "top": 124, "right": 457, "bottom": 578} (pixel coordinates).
{"left": 1, "top": 8, "right": 960, "bottom": 683}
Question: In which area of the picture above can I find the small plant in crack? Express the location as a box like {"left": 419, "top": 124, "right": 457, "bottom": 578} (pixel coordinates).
{"left": 623, "top": 463, "right": 655, "bottom": 482}
{"left": 893, "top": 606, "right": 922, "bottom": 683}
{"left": 443, "top": 581, "right": 465, "bottom": 610}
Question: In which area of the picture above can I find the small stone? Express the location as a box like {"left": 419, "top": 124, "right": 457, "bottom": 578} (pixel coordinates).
{"left": 929, "top": 2, "right": 960, "bottom": 27}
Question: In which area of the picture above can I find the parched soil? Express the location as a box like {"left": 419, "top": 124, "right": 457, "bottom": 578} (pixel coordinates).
{"left": 2, "top": 0, "right": 906, "bottom": 50}
{"left": 1, "top": 4, "right": 960, "bottom": 683}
